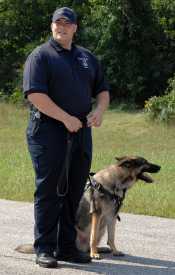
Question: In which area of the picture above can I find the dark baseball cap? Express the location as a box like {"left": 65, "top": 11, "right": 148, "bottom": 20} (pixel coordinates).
{"left": 52, "top": 7, "right": 77, "bottom": 24}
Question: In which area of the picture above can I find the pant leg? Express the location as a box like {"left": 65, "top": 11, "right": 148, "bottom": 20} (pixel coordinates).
{"left": 26, "top": 120, "right": 67, "bottom": 255}
{"left": 58, "top": 147, "right": 92, "bottom": 252}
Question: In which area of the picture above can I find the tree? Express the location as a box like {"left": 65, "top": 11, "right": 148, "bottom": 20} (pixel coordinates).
{"left": 0, "top": 0, "right": 72, "bottom": 93}
{"left": 1, "top": 0, "right": 175, "bottom": 106}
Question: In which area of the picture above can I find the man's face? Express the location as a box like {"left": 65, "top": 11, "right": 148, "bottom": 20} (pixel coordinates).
{"left": 51, "top": 18, "right": 77, "bottom": 45}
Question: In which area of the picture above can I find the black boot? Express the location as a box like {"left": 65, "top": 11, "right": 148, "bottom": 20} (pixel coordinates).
{"left": 55, "top": 248, "right": 91, "bottom": 263}
{"left": 36, "top": 253, "right": 58, "bottom": 268}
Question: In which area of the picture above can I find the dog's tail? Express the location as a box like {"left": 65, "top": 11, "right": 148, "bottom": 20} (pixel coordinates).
{"left": 15, "top": 244, "right": 34, "bottom": 254}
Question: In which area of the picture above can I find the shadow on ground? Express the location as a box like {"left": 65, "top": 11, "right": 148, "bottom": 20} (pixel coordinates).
{"left": 2, "top": 253, "right": 174, "bottom": 275}
{"left": 63, "top": 254, "right": 175, "bottom": 274}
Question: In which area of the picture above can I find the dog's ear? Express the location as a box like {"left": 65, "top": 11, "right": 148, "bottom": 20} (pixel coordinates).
{"left": 115, "top": 157, "right": 121, "bottom": 161}
{"left": 116, "top": 158, "right": 134, "bottom": 168}
{"left": 115, "top": 156, "right": 127, "bottom": 161}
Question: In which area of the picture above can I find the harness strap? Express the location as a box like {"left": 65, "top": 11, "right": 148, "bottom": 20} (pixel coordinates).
{"left": 88, "top": 175, "right": 119, "bottom": 201}
{"left": 87, "top": 174, "right": 127, "bottom": 216}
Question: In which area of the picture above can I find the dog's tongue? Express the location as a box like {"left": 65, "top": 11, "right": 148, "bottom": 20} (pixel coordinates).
{"left": 138, "top": 173, "right": 153, "bottom": 183}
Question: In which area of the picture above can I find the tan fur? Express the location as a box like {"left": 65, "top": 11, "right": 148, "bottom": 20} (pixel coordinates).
{"left": 15, "top": 244, "right": 34, "bottom": 254}
{"left": 76, "top": 156, "right": 160, "bottom": 259}
{"left": 15, "top": 156, "right": 160, "bottom": 259}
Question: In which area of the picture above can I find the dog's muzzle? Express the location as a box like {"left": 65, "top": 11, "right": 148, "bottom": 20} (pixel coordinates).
{"left": 138, "top": 163, "right": 161, "bottom": 183}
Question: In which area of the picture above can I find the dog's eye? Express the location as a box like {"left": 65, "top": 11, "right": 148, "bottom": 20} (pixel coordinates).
{"left": 123, "top": 161, "right": 132, "bottom": 168}
{"left": 134, "top": 159, "right": 147, "bottom": 166}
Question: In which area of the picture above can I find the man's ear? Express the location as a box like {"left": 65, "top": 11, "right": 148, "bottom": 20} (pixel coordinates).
{"left": 73, "top": 24, "right": 78, "bottom": 33}
{"left": 51, "top": 22, "right": 53, "bottom": 31}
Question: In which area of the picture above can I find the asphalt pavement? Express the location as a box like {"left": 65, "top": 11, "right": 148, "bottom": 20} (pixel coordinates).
{"left": 0, "top": 199, "right": 175, "bottom": 275}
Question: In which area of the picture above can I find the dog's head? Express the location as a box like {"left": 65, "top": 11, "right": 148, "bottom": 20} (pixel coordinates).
{"left": 116, "top": 156, "right": 161, "bottom": 184}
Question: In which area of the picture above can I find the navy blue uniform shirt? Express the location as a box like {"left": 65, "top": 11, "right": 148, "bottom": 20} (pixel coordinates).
{"left": 23, "top": 37, "right": 109, "bottom": 118}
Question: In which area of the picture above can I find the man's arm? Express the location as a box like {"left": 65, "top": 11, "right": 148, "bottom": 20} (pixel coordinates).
{"left": 87, "top": 91, "right": 110, "bottom": 127}
{"left": 28, "top": 93, "right": 82, "bottom": 132}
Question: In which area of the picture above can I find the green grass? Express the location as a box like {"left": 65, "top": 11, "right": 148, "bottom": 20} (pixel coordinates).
{"left": 0, "top": 102, "right": 175, "bottom": 218}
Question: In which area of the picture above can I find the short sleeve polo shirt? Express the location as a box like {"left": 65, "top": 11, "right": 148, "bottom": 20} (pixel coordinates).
{"left": 23, "top": 37, "right": 109, "bottom": 118}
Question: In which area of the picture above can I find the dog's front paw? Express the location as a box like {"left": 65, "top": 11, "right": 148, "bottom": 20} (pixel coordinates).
{"left": 112, "top": 250, "right": 125, "bottom": 257}
{"left": 90, "top": 252, "right": 101, "bottom": 259}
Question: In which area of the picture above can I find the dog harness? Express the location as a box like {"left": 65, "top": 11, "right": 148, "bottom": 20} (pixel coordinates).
{"left": 87, "top": 174, "right": 127, "bottom": 219}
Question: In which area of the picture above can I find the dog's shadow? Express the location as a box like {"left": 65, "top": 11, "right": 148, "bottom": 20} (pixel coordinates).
{"left": 61, "top": 253, "right": 175, "bottom": 275}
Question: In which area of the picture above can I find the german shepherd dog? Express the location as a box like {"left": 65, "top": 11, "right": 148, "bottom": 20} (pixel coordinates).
{"left": 15, "top": 156, "right": 161, "bottom": 259}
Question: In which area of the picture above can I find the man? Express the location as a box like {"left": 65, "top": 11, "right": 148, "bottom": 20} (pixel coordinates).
{"left": 23, "top": 7, "right": 109, "bottom": 268}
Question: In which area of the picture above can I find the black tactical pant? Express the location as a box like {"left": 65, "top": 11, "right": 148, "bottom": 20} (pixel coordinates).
{"left": 26, "top": 117, "right": 92, "bottom": 255}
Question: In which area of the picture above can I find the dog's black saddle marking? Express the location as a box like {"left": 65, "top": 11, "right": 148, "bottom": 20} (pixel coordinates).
{"left": 87, "top": 175, "right": 126, "bottom": 219}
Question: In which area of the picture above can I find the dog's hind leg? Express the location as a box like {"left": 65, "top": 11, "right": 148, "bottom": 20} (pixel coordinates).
{"left": 107, "top": 218, "right": 124, "bottom": 257}
{"left": 90, "top": 212, "right": 101, "bottom": 259}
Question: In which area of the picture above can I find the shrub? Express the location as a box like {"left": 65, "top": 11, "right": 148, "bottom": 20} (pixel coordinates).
{"left": 9, "top": 88, "right": 24, "bottom": 105}
{"left": 145, "top": 75, "right": 175, "bottom": 122}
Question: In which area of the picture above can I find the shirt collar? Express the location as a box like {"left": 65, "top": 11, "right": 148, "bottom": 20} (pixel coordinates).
{"left": 49, "top": 37, "right": 75, "bottom": 53}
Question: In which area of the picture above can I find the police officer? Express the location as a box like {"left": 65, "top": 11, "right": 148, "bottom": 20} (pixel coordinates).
{"left": 23, "top": 7, "right": 109, "bottom": 268}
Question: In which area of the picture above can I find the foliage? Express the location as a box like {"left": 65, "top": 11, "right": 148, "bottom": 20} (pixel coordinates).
{"left": 0, "top": 0, "right": 72, "bottom": 93}
{"left": 0, "top": 0, "right": 175, "bottom": 106}
{"left": 151, "top": 0, "right": 175, "bottom": 95}
{"left": 8, "top": 88, "right": 24, "bottom": 105}
{"left": 145, "top": 75, "right": 175, "bottom": 122}
{"left": 94, "top": 0, "right": 164, "bottom": 104}
{"left": 152, "top": 0, "right": 175, "bottom": 39}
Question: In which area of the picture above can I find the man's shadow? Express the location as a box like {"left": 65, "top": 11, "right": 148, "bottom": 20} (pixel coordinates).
{"left": 60, "top": 253, "right": 175, "bottom": 275}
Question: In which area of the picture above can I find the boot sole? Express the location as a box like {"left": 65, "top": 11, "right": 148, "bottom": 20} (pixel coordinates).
{"left": 56, "top": 255, "right": 91, "bottom": 264}
{"left": 36, "top": 259, "right": 58, "bottom": 268}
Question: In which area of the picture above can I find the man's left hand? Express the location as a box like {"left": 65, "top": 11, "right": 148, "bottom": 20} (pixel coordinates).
{"left": 86, "top": 109, "right": 103, "bottom": 127}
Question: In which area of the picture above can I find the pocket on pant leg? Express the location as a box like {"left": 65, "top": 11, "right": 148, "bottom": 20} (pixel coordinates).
{"left": 28, "top": 144, "right": 49, "bottom": 178}
{"left": 27, "top": 119, "right": 41, "bottom": 137}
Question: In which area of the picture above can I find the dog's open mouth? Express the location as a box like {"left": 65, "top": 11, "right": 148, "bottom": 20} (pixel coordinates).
{"left": 137, "top": 173, "right": 154, "bottom": 183}
{"left": 137, "top": 164, "right": 161, "bottom": 183}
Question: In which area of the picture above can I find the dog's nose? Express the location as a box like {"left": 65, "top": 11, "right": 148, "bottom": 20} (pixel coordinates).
{"left": 149, "top": 164, "right": 161, "bottom": 173}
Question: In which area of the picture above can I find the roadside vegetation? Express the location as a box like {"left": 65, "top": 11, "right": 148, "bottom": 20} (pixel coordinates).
{"left": 0, "top": 102, "right": 174, "bottom": 218}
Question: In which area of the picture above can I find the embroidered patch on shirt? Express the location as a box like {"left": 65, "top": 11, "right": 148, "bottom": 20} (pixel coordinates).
{"left": 77, "top": 54, "right": 89, "bottom": 69}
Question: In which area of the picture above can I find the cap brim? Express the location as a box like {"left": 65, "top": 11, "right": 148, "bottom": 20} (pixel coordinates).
{"left": 52, "top": 15, "right": 76, "bottom": 24}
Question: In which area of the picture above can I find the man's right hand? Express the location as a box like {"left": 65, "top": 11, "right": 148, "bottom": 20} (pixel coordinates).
{"left": 63, "top": 115, "right": 82, "bottom": 132}
{"left": 27, "top": 93, "right": 83, "bottom": 132}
